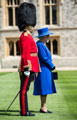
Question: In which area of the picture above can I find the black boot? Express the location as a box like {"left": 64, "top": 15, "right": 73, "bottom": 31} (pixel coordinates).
{"left": 20, "top": 112, "right": 35, "bottom": 116}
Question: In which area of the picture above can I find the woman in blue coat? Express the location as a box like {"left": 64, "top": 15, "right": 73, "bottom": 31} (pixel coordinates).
{"left": 33, "top": 27, "right": 56, "bottom": 113}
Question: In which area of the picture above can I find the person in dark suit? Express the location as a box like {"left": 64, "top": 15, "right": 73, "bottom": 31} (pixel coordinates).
{"left": 17, "top": 2, "right": 40, "bottom": 116}
{"left": 33, "top": 27, "right": 56, "bottom": 113}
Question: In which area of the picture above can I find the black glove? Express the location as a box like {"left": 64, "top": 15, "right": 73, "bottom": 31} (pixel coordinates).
{"left": 51, "top": 66, "right": 55, "bottom": 71}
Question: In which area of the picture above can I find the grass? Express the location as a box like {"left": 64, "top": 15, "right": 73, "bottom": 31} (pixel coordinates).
{"left": 0, "top": 71, "right": 77, "bottom": 120}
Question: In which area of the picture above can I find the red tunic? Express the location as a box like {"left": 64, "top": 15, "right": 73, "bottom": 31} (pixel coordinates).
{"left": 19, "top": 31, "right": 40, "bottom": 72}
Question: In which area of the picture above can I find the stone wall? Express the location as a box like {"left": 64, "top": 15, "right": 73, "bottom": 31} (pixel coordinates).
{"left": 62, "top": 0, "right": 77, "bottom": 28}
{"left": 49, "top": 28, "right": 77, "bottom": 57}
{"left": 53, "top": 56, "right": 77, "bottom": 67}
{"left": 1, "top": 56, "right": 20, "bottom": 68}
{"left": 0, "top": 28, "right": 20, "bottom": 56}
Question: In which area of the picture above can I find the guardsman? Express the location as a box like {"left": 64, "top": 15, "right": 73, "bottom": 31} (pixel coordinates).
{"left": 17, "top": 2, "right": 40, "bottom": 116}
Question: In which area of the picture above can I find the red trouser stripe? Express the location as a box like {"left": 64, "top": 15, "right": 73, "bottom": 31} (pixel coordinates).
{"left": 21, "top": 77, "right": 29, "bottom": 115}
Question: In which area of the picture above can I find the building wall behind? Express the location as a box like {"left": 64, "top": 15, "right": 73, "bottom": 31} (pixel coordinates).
{"left": 62, "top": 0, "right": 77, "bottom": 28}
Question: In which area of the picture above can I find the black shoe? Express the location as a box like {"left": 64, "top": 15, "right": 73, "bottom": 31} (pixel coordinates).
{"left": 40, "top": 109, "right": 52, "bottom": 113}
{"left": 20, "top": 112, "right": 35, "bottom": 116}
{"left": 26, "top": 112, "right": 35, "bottom": 116}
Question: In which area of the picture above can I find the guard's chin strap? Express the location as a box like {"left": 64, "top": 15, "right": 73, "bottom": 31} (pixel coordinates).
{"left": 23, "top": 29, "right": 27, "bottom": 32}
{"left": 28, "top": 26, "right": 34, "bottom": 29}
{"left": 23, "top": 26, "right": 34, "bottom": 33}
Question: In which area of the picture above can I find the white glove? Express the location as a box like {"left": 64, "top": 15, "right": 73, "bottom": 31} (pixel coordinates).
{"left": 24, "top": 71, "right": 30, "bottom": 76}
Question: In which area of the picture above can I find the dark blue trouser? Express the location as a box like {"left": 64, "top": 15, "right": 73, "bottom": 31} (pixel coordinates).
{"left": 19, "top": 72, "right": 34, "bottom": 115}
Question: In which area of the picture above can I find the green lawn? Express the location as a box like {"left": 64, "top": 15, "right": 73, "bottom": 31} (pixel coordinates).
{"left": 0, "top": 71, "right": 77, "bottom": 120}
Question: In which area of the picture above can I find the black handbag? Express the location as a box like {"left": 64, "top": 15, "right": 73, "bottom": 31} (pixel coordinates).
{"left": 52, "top": 72, "right": 58, "bottom": 80}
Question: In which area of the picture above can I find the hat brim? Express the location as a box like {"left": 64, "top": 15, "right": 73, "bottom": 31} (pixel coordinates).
{"left": 35, "top": 32, "right": 54, "bottom": 38}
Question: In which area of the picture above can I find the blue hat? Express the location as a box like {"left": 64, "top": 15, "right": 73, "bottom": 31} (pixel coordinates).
{"left": 35, "top": 27, "right": 54, "bottom": 38}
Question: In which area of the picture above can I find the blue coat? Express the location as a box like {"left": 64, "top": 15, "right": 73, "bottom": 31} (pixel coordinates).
{"left": 33, "top": 41, "right": 56, "bottom": 95}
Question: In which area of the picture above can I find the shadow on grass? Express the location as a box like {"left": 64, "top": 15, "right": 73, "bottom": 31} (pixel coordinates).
{"left": 0, "top": 113, "right": 20, "bottom": 116}
{"left": 0, "top": 110, "right": 20, "bottom": 112}
{"left": 0, "top": 109, "right": 40, "bottom": 116}
{"left": 0, "top": 109, "right": 20, "bottom": 116}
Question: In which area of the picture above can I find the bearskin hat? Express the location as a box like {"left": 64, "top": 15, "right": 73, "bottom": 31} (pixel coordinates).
{"left": 17, "top": 2, "right": 36, "bottom": 31}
